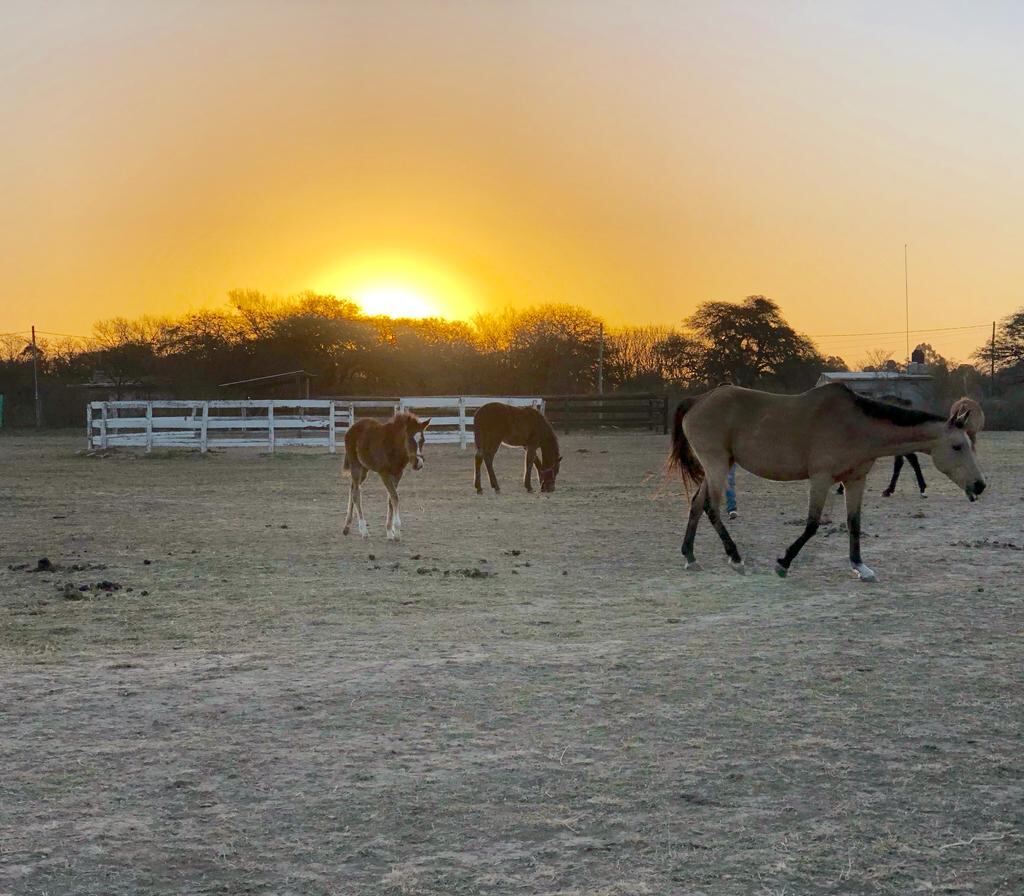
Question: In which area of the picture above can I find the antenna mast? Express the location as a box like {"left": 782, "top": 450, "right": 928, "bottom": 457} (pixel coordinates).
{"left": 904, "top": 243, "right": 910, "bottom": 366}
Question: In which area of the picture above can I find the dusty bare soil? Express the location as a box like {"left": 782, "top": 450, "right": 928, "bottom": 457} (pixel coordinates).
{"left": 1, "top": 431, "right": 1022, "bottom": 896}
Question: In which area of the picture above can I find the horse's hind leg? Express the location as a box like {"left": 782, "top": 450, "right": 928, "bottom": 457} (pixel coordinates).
{"left": 474, "top": 451, "right": 484, "bottom": 494}
{"left": 484, "top": 449, "right": 500, "bottom": 493}
{"left": 907, "top": 453, "right": 927, "bottom": 495}
{"left": 843, "top": 476, "right": 876, "bottom": 581}
{"left": 681, "top": 480, "right": 707, "bottom": 570}
{"left": 351, "top": 468, "right": 370, "bottom": 538}
{"left": 702, "top": 463, "right": 744, "bottom": 572}
{"left": 342, "top": 462, "right": 362, "bottom": 536}
{"left": 775, "top": 475, "right": 830, "bottom": 577}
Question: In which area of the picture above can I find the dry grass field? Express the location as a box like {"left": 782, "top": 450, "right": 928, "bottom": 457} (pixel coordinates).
{"left": 1, "top": 430, "right": 1022, "bottom": 895}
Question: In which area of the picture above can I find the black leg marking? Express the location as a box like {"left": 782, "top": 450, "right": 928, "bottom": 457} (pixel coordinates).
{"left": 705, "top": 496, "right": 741, "bottom": 564}
{"left": 775, "top": 477, "right": 830, "bottom": 577}
{"left": 907, "top": 453, "right": 927, "bottom": 492}
{"left": 681, "top": 481, "right": 706, "bottom": 566}
{"left": 777, "top": 516, "right": 820, "bottom": 571}
{"left": 883, "top": 455, "right": 903, "bottom": 496}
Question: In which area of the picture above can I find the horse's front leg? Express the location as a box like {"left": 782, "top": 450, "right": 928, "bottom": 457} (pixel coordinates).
{"left": 842, "top": 476, "right": 875, "bottom": 581}
{"left": 776, "top": 475, "right": 831, "bottom": 577}
{"left": 523, "top": 447, "right": 536, "bottom": 492}
{"left": 380, "top": 472, "right": 402, "bottom": 540}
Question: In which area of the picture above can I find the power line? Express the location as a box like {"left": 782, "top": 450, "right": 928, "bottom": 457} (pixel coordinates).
{"left": 808, "top": 323, "right": 990, "bottom": 339}
{"left": 34, "top": 330, "right": 93, "bottom": 341}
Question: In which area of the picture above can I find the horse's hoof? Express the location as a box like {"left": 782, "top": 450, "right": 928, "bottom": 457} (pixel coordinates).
{"left": 683, "top": 559, "right": 702, "bottom": 572}
{"left": 342, "top": 526, "right": 350, "bottom": 536}
{"left": 852, "top": 564, "right": 877, "bottom": 582}
{"left": 387, "top": 531, "right": 399, "bottom": 542}
{"left": 475, "top": 488, "right": 483, "bottom": 495}
{"left": 730, "top": 559, "right": 746, "bottom": 575}
{"left": 357, "top": 522, "right": 369, "bottom": 539}
{"left": 775, "top": 562, "right": 788, "bottom": 578}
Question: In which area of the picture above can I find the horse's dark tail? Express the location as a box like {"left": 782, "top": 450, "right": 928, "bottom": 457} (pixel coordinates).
{"left": 668, "top": 397, "right": 705, "bottom": 496}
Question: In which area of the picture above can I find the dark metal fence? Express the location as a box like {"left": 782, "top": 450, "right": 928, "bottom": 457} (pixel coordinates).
{"left": 543, "top": 393, "right": 669, "bottom": 433}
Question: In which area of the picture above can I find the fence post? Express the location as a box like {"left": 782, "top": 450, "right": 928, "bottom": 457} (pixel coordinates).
{"left": 145, "top": 402, "right": 154, "bottom": 453}
{"left": 100, "top": 404, "right": 109, "bottom": 449}
{"left": 328, "top": 400, "right": 337, "bottom": 454}
{"left": 200, "top": 403, "right": 209, "bottom": 453}
{"left": 86, "top": 404, "right": 93, "bottom": 450}
{"left": 458, "top": 396, "right": 467, "bottom": 449}
{"left": 267, "top": 403, "right": 275, "bottom": 453}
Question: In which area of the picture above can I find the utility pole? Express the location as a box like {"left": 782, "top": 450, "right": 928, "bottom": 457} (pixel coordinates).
{"left": 31, "top": 325, "right": 42, "bottom": 428}
{"left": 597, "top": 322, "right": 604, "bottom": 395}
{"left": 991, "top": 320, "right": 996, "bottom": 396}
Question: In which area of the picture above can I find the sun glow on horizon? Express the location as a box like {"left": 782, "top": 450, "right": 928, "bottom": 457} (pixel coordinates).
{"left": 353, "top": 284, "right": 441, "bottom": 319}
{"left": 315, "top": 252, "right": 478, "bottom": 322}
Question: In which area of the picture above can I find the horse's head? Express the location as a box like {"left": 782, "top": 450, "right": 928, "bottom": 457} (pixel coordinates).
{"left": 538, "top": 455, "right": 562, "bottom": 493}
{"left": 405, "top": 416, "right": 431, "bottom": 471}
{"left": 930, "top": 400, "right": 986, "bottom": 501}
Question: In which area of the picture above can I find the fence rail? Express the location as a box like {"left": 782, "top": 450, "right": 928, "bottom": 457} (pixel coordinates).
{"left": 543, "top": 393, "right": 669, "bottom": 433}
{"left": 87, "top": 396, "right": 544, "bottom": 453}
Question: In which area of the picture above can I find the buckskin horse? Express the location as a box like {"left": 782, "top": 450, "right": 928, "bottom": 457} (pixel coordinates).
{"left": 473, "top": 402, "right": 562, "bottom": 494}
{"left": 342, "top": 412, "right": 430, "bottom": 540}
{"left": 669, "top": 383, "right": 986, "bottom": 581}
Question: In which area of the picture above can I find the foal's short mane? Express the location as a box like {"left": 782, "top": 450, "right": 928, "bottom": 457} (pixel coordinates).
{"left": 843, "top": 386, "right": 944, "bottom": 427}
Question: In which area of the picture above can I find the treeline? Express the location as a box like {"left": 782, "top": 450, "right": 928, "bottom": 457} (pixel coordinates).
{"left": 1, "top": 290, "right": 1019, "bottom": 428}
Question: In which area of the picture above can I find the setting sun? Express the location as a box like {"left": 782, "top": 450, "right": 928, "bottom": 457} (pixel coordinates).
{"left": 315, "top": 252, "right": 479, "bottom": 322}
{"left": 352, "top": 284, "right": 441, "bottom": 319}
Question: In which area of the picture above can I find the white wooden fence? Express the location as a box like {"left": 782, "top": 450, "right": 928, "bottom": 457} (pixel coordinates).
{"left": 86, "top": 396, "right": 544, "bottom": 453}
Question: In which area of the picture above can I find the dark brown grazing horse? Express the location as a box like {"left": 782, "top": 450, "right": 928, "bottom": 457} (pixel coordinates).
{"left": 342, "top": 412, "right": 430, "bottom": 540}
{"left": 473, "top": 402, "right": 562, "bottom": 494}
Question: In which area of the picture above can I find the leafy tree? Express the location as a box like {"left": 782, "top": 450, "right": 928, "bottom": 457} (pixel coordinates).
{"left": 973, "top": 307, "right": 1024, "bottom": 376}
{"left": 685, "top": 295, "right": 824, "bottom": 389}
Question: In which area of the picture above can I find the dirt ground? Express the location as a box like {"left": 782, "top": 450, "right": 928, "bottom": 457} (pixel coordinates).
{"left": 1, "top": 430, "right": 1021, "bottom": 896}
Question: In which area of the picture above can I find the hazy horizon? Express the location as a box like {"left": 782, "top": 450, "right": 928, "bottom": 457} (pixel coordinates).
{"left": 3, "top": 1, "right": 1022, "bottom": 363}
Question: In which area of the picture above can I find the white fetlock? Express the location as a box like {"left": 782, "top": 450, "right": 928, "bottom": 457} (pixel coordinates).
{"left": 852, "top": 563, "right": 876, "bottom": 582}
{"left": 387, "top": 529, "right": 398, "bottom": 541}
{"left": 730, "top": 559, "right": 746, "bottom": 575}
{"left": 357, "top": 520, "right": 369, "bottom": 539}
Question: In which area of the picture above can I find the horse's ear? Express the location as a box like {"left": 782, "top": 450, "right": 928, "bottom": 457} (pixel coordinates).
{"left": 420, "top": 418, "right": 431, "bottom": 431}
{"left": 949, "top": 407, "right": 971, "bottom": 429}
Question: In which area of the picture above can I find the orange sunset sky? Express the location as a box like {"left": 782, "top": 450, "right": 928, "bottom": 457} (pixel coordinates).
{"left": 2, "top": 1, "right": 1022, "bottom": 363}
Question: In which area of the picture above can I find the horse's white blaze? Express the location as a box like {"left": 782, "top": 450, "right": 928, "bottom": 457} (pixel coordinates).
{"left": 852, "top": 563, "right": 876, "bottom": 582}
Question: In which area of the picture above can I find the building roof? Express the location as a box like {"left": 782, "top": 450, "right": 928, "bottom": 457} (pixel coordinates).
{"left": 818, "top": 371, "right": 932, "bottom": 382}
{"left": 218, "top": 370, "right": 315, "bottom": 388}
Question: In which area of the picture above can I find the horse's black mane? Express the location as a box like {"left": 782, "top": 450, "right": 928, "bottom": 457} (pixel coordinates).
{"left": 842, "top": 386, "right": 944, "bottom": 427}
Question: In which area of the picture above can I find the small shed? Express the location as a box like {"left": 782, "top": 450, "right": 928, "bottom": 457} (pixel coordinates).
{"left": 816, "top": 371, "right": 935, "bottom": 411}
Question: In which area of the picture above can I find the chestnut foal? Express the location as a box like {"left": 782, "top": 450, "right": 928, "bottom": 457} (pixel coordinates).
{"left": 342, "top": 412, "right": 430, "bottom": 540}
